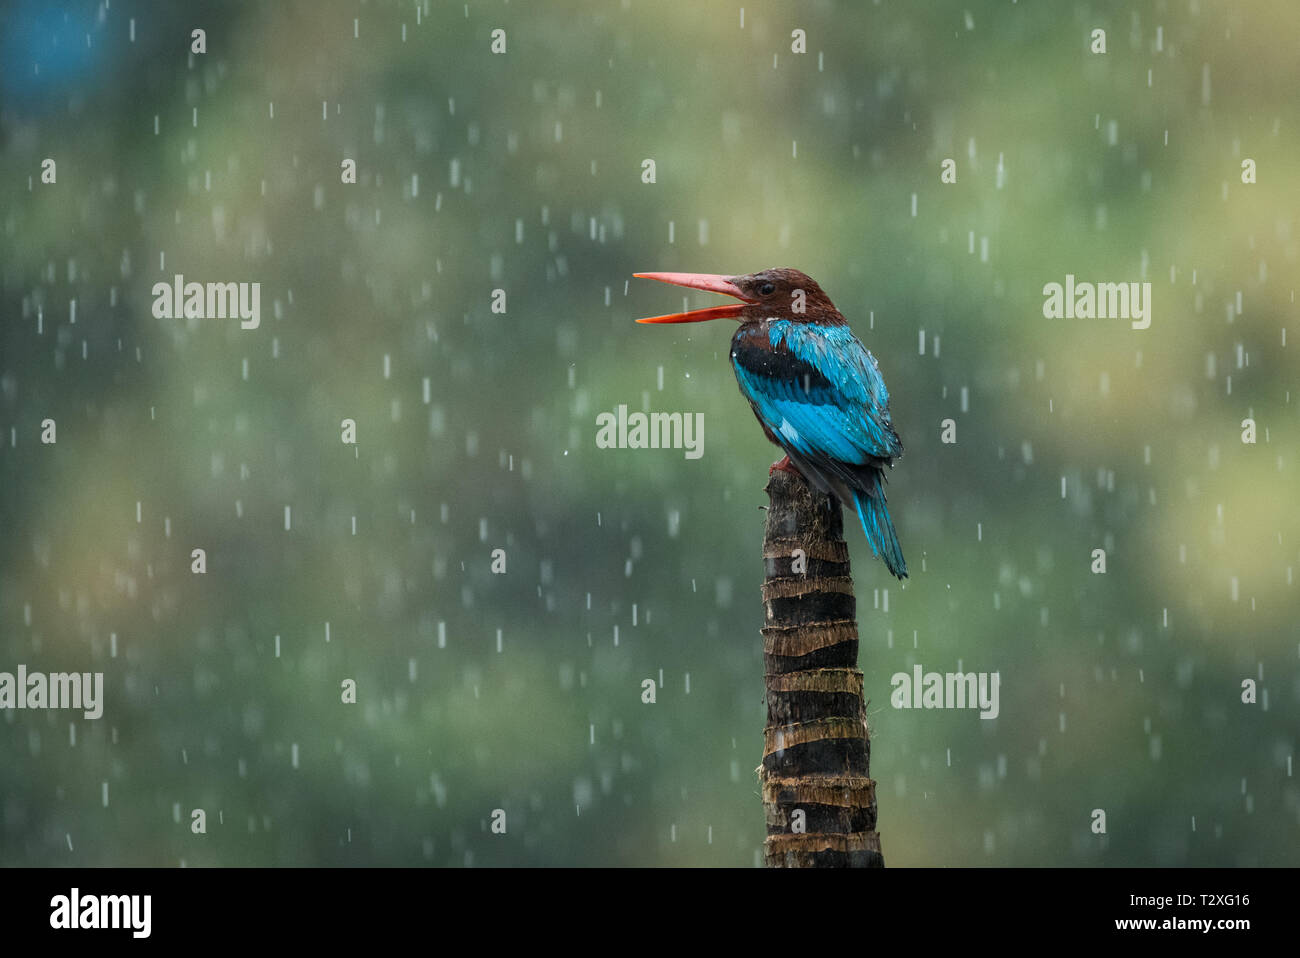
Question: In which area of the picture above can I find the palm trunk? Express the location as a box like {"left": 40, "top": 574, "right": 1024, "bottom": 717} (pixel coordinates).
{"left": 760, "top": 469, "right": 884, "bottom": 867}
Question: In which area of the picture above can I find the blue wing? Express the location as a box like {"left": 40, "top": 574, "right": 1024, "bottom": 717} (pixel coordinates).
{"left": 730, "top": 320, "right": 902, "bottom": 469}
{"left": 730, "top": 320, "right": 908, "bottom": 578}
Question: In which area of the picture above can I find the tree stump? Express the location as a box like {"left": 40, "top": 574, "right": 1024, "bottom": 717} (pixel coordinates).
{"left": 760, "top": 469, "right": 884, "bottom": 868}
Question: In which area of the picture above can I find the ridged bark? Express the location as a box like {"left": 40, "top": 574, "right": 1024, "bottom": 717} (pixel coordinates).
{"left": 760, "top": 469, "right": 884, "bottom": 868}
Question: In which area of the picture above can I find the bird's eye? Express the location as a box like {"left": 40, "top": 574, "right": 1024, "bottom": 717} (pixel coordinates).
{"left": 760, "top": 282, "right": 775, "bottom": 296}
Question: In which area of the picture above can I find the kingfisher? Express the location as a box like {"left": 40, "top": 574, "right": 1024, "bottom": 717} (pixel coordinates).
{"left": 634, "top": 268, "right": 907, "bottom": 579}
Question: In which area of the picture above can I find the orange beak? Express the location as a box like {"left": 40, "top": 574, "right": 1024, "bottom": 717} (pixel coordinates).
{"left": 633, "top": 272, "right": 756, "bottom": 323}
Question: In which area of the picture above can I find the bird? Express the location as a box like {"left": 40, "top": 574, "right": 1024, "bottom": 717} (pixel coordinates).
{"left": 634, "top": 268, "right": 907, "bottom": 579}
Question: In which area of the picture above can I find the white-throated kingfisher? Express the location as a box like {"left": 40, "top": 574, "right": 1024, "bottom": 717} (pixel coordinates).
{"left": 635, "top": 268, "right": 907, "bottom": 579}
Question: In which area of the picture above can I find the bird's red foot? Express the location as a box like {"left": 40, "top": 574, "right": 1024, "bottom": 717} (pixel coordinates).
{"left": 769, "top": 455, "right": 801, "bottom": 477}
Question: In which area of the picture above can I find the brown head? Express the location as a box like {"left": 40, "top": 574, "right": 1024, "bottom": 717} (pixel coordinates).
{"left": 634, "top": 268, "right": 845, "bottom": 326}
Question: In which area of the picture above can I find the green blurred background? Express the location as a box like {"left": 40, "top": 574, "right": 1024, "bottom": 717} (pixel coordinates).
{"left": 1, "top": 0, "right": 1296, "bottom": 866}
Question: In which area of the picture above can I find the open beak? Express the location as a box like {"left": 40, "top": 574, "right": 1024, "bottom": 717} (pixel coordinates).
{"left": 633, "top": 272, "right": 755, "bottom": 323}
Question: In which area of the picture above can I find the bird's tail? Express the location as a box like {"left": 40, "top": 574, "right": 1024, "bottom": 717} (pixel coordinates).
{"left": 851, "top": 476, "right": 907, "bottom": 580}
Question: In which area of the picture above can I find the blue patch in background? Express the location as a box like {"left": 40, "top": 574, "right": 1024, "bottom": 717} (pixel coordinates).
{"left": 1, "top": 0, "right": 105, "bottom": 108}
